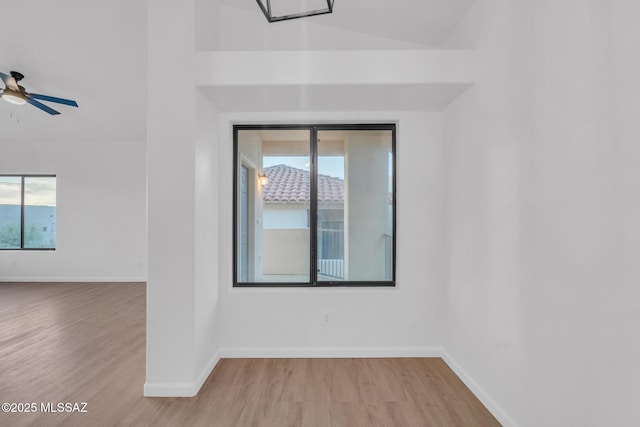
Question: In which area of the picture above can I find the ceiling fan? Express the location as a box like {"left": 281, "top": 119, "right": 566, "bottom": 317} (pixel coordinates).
{"left": 0, "top": 71, "right": 78, "bottom": 115}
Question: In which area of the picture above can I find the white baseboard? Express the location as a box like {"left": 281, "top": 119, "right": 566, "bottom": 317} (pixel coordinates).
{"left": 0, "top": 277, "right": 147, "bottom": 283}
{"left": 143, "top": 381, "right": 199, "bottom": 398}
{"left": 193, "top": 351, "right": 222, "bottom": 395}
{"left": 220, "top": 346, "right": 442, "bottom": 359}
{"left": 440, "top": 350, "right": 518, "bottom": 427}
{"left": 144, "top": 351, "right": 221, "bottom": 397}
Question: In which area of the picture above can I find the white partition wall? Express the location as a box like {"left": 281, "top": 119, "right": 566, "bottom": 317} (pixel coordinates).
{"left": 443, "top": 1, "right": 640, "bottom": 425}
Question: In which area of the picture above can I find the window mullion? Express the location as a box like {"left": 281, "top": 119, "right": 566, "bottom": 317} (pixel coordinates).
{"left": 20, "top": 176, "right": 25, "bottom": 249}
{"left": 232, "top": 124, "right": 395, "bottom": 287}
{"left": 310, "top": 128, "right": 318, "bottom": 285}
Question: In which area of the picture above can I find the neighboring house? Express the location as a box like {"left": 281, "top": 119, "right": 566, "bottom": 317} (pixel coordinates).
{"left": 262, "top": 164, "right": 345, "bottom": 279}
{"left": 262, "top": 164, "right": 344, "bottom": 226}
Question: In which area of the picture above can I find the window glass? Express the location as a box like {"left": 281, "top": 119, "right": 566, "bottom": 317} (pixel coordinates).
{"left": 317, "top": 130, "right": 394, "bottom": 282}
{"left": 234, "top": 126, "right": 395, "bottom": 286}
{"left": 0, "top": 176, "right": 22, "bottom": 249}
{"left": 0, "top": 175, "right": 56, "bottom": 250}
{"left": 24, "top": 177, "right": 57, "bottom": 249}
{"left": 237, "top": 129, "right": 311, "bottom": 283}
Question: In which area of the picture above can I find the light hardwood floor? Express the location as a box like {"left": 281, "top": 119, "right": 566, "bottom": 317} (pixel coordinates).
{"left": 0, "top": 282, "right": 500, "bottom": 426}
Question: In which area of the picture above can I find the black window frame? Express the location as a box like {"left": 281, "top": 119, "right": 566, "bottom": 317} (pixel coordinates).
{"left": 0, "top": 174, "right": 57, "bottom": 251}
{"left": 233, "top": 124, "right": 396, "bottom": 288}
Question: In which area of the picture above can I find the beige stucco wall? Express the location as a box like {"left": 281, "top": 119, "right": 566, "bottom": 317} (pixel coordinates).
{"left": 263, "top": 228, "right": 309, "bottom": 275}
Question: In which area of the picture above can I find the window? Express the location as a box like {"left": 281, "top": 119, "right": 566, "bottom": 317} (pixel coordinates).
{"left": 0, "top": 175, "right": 56, "bottom": 250}
{"left": 233, "top": 125, "right": 395, "bottom": 287}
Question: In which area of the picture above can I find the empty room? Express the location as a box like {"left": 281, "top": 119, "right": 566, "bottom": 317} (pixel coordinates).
{"left": 1, "top": 0, "right": 638, "bottom": 426}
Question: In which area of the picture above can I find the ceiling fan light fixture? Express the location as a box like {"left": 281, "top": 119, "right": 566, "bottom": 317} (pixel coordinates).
{"left": 256, "top": 0, "right": 334, "bottom": 23}
{"left": 1, "top": 70, "right": 79, "bottom": 115}
{"left": 2, "top": 89, "right": 27, "bottom": 105}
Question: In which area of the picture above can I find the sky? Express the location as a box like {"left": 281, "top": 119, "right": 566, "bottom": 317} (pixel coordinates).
{"left": 264, "top": 156, "right": 345, "bottom": 179}
{"left": 0, "top": 177, "right": 56, "bottom": 206}
{"left": 263, "top": 152, "right": 394, "bottom": 182}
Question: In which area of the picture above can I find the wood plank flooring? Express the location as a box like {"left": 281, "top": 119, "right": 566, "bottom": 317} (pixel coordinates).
{"left": 0, "top": 282, "right": 500, "bottom": 426}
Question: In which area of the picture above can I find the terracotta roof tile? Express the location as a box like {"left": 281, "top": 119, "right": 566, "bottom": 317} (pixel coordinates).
{"left": 263, "top": 164, "right": 344, "bottom": 203}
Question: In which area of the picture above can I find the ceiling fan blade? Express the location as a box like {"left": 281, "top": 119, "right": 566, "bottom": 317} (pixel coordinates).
{"left": 28, "top": 93, "right": 78, "bottom": 107}
{"left": 26, "top": 98, "right": 61, "bottom": 115}
{"left": 0, "top": 72, "right": 19, "bottom": 91}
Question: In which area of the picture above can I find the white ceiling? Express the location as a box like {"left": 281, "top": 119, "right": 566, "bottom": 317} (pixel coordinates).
{"left": 0, "top": 0, "right": 146, "bottom": 142}
{"left": 0, "top": 0, "right": 474, "bottom": 142}
{"left": 213, "top": 0, "right": 476, "bottom": 47}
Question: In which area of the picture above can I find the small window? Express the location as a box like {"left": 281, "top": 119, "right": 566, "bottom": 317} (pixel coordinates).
{"left": 233, "top": 125, "right": 395, "bottom": 287}
{"left": 0, "top": 175, "right": 56, "bottom": 250}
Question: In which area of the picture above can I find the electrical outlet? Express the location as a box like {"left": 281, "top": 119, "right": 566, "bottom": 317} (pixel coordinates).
{"left": 9, "top": 260, "right": 16, "bottom": 269}
{"left": 322, "top": 310, "right": 332, "bottom": 326}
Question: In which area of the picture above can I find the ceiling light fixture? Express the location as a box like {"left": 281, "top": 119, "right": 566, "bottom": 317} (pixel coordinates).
{"left": 0, "top": 70, "right": 79, "bottom": 115}
{"left": 256, "top": 0, "right": 334, "bottom": 23}
{"left": 2, "top": 88, "right": 27, "bottom": 105}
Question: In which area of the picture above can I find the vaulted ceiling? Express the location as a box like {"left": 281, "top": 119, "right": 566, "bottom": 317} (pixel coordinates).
{"left": 0, "top": 0, "right": 146, "bottom": 142}
{"left": 0, "top": 0, "right": 474, "bottom": 142}
{"left": 212, "top": 0, "right": 475, "bottom": 47}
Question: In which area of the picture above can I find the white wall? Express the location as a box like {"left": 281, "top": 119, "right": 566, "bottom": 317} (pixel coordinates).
{"left": 0, "top": 139, "right": 146, "bottom": 281}
{"left": 264, "top": 204, "right": 307, "bottom": 229}
{"left": 345, "top": 131, "right": 390, "bottom": 281}
{"left": 145, "top": 0, "right": 221, "bottom": 397}
{"left": 146, "top": 0, "right": 197, "bottom": 393}
{"left": 218, "top": 111, "right": 445, "bottom": 355}
{"left": 194, "top": 89, "right": 222, "bottom": 389}
{"left": 237, "top": 130, "right": 265, "bottom": 281}
{"left": 443, "top": 1, "right": 640, "bottom": 425}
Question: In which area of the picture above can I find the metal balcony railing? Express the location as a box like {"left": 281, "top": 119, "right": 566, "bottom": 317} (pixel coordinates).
{"left": 318, "top": 227, "right": 344, "bottom": 279}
